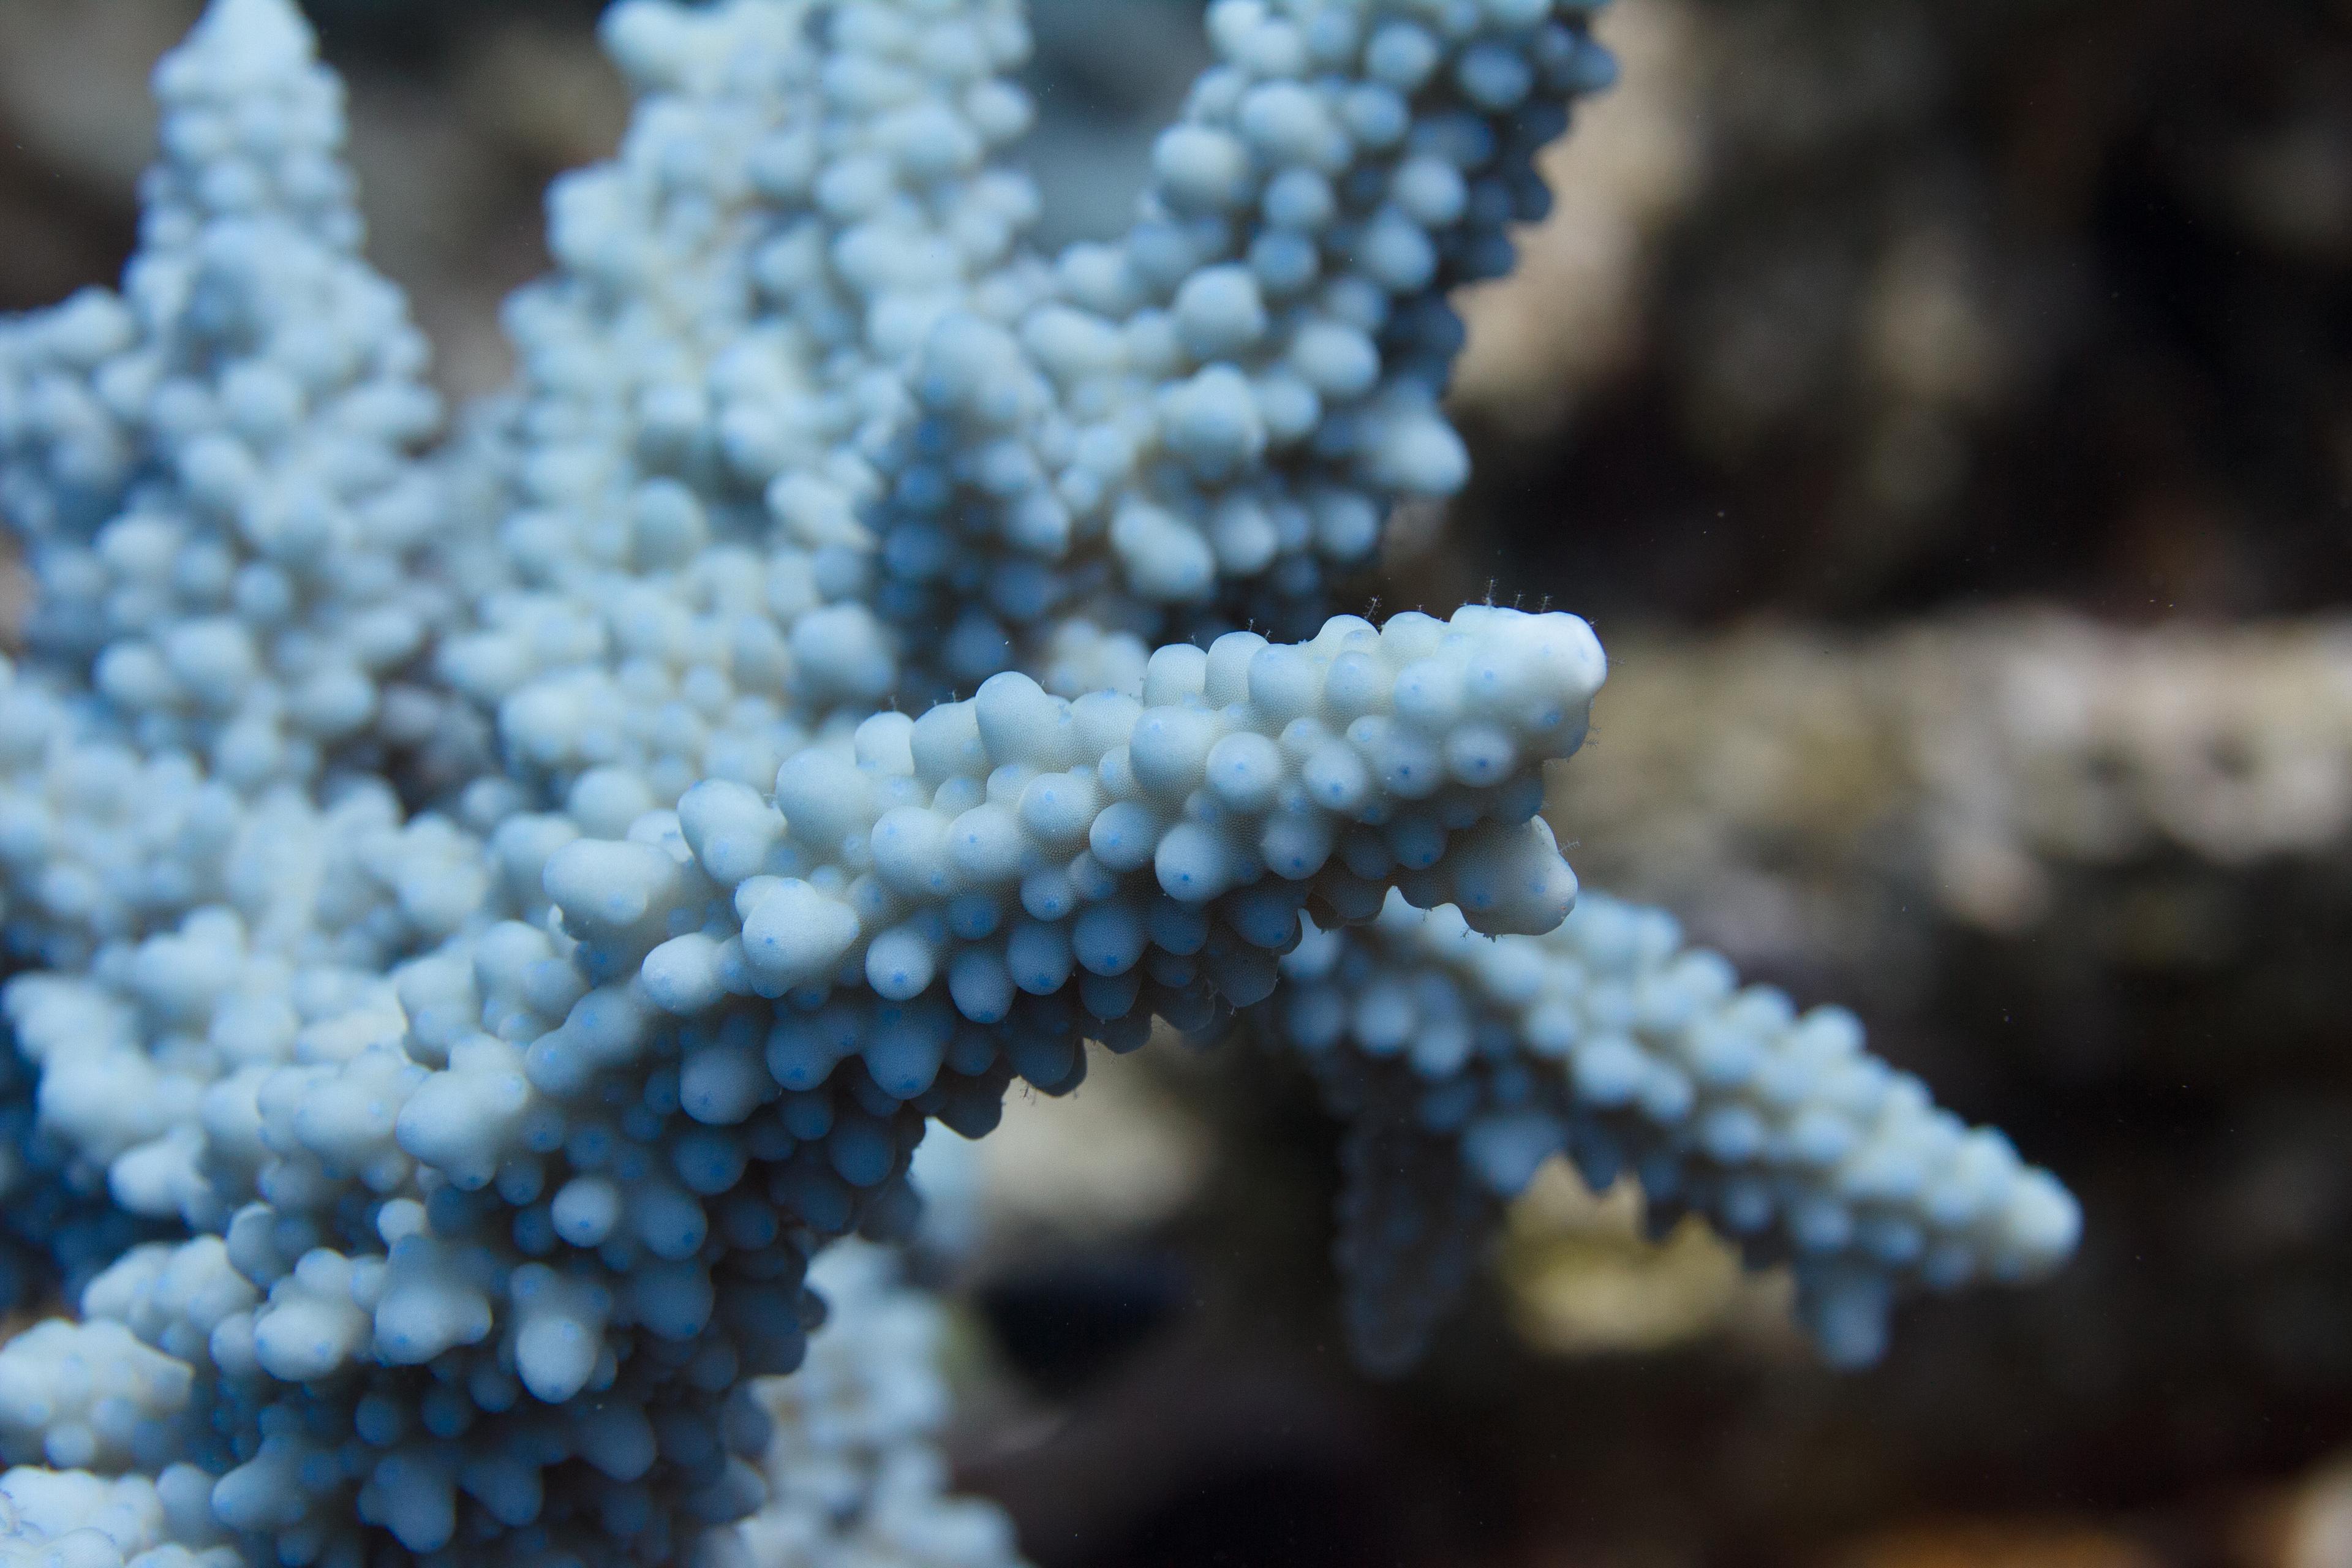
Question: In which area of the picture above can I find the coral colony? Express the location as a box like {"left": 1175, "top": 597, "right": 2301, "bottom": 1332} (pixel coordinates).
{"left": 0, "top": 1, "right": 2079, "bottom": 1565}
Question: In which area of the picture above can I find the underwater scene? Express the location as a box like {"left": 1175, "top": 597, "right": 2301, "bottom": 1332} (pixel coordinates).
{"left": 0, "top": 2, "right": 2345, "bottom": 1564}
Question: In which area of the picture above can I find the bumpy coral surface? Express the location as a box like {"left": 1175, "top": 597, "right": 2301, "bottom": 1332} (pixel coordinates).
{"left": 0, "top": 1, "right": 2078, "bottom": 1564}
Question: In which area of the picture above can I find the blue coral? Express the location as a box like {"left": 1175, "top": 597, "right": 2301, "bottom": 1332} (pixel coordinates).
{"left": 0, "top": 1, "right": 2077, "bottom": 1564}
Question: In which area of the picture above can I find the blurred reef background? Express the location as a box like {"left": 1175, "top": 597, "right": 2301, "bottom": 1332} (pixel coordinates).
{"left": 6, "top": 0, "right": 2351, "bottom": 1564}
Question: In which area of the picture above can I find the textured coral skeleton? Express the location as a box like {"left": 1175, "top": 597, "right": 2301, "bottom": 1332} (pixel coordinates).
{"left": 0, "top": 1, "right": 2078, "bottom": 1564}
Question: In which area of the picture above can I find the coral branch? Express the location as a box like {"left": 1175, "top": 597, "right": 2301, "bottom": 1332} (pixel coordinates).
{"left": 0, "top": 1, "right": 2078, "bottom": 1564}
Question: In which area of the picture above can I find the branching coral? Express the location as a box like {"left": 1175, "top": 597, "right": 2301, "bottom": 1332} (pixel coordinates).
{"left": 0, "top": 1, "right": 2078, "bottom": 1564}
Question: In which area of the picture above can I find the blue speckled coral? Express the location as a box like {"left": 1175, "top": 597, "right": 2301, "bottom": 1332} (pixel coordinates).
{"left": 0, "top": 1, "right": 2079, "bottom": 1564}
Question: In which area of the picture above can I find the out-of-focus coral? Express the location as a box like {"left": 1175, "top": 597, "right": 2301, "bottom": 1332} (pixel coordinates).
{"left": 1551, "top": 612, "right": 2352, "bottom": 963}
